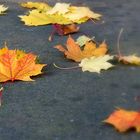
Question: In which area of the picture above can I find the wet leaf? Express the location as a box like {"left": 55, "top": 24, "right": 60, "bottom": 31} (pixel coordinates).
{"left": 0, "top": 5, "right": 8, "bottom": 15}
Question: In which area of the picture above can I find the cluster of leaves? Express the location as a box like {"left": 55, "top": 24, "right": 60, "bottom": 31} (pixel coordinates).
{"left": 19, "top": 2, "right": 101, "bottom": 26}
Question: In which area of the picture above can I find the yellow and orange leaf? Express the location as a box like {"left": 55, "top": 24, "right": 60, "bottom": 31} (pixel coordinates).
{"left": 0, "top": 45, "right": 46, "bottom": 82}
{"left": 55, "top": 36, "right": 108, "bottom": 62}
{"left": 104, "top": 108, "right": 140, "bottom": 132}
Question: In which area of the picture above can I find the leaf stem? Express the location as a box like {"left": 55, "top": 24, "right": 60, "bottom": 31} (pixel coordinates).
{"left": 117, "top": 28, "right": 124, "bottom": 57}
{"left": 53, "top": 63, "right": 80, "bottom": 70}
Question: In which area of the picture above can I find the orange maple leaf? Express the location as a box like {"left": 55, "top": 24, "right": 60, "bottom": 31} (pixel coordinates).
{"left": 0, "top": 45, "right": 46, "bottom": 82}
{"left": 104, "top": 108, "right": 140, "bottom": 132}
{"left": 55, "top": 36, "right": 108, "bottom": 62}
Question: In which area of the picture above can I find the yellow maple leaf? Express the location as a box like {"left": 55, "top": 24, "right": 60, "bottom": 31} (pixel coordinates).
{"left": 19, "top": 9, "right": 72, "bottom": 26}
{"left": 0, "top": 5, "right": 8, "bottom": 15}
{"left": 0, "top": 44, "right": 46, "bottom": 82}
{"left": 79, "top": 55, "right": 114, "bottom": 73}
{"left": 104, "top": 108, "right": 140, "bottom": 132}
{"left": 21, "top": 2, "right": 51, "bottom": 11}
{"left": 55, "top": 36, "right": 108, "bottom": 62}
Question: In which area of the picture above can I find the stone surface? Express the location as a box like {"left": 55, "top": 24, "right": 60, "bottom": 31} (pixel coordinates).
{"left": 0, "top": 0, "right": 140, "bottom": 140}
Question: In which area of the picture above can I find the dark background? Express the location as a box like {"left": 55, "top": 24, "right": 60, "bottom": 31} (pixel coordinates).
{"left": 0, "top": 0, "right": 140, "bottom": 139}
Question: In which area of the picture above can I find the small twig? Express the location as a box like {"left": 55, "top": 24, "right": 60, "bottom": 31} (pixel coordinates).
{"left": 53, "top": 63, "right": 80, "bottom": 70}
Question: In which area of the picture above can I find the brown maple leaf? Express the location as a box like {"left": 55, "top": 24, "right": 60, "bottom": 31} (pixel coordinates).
{"left": 55, "top": 35, "right": 108, "bottom": 62}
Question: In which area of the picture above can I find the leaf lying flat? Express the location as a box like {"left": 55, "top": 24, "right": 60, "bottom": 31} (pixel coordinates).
{"left": 64, "top": 6, "right": 102, "bottom": 21}
{"left": 47, "top": 3, "right": 70, "bottom": 15}
{"left": 21, "top": 2, "right": 51, "bottom": 11}
{"left": 0, "top": 5, "right": 8, "bottom": 15}
{"left": 79, "top": 55, "right": 113, "bottom": 73}
{"left": 19, "top": 10, "right": 72, "bottom": 26}
{"left": 55, "top": 36, "right": 108, "bottom": 62}
{"left": 104, "top": 108, "right": 140, "bottom": 132}
{"left": 0, "top": 46, "right": 46, "bottom": 82}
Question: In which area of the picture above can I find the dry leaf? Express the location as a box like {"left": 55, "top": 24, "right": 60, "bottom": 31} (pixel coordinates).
{"left": 79, "top": 55, "right": 113, "bottom": 73}
{"left": 19, "top": 9, "right": 72, "bottom": 26}
{"left": 118, "top": 55, "right": 140, "bottom": 65}
{"left": 21, "top": 2, "right": 51, "bottom": 11}
{"left": 76, "top": 35, "right": 94, "bottom": 47}
{"left": 0, "top": 45, "right": 46, "bottom": 82}
{"left": 104, "top": 108, "right": 140, "bottom": 132}
{"left": 0, "top": 5, "right": 8, "bottom": 15}
{"left": 55, "top": 36, "right": 108, "bottom": 62}
{"left": 47, "top": 3, "right": 70, "bottom": 15}
{"left": 64, "top": 6, "right": 102, "bottom": 21}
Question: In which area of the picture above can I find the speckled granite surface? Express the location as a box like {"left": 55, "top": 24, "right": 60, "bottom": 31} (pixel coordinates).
{"left": 0, "top": 0, "right": 140, "bottom": 140}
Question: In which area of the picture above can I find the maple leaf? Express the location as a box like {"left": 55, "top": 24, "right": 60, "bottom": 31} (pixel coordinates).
{"left": 104, "top": 108, "right": 140, "bottom": 132}
{"left": 0, "top": 45, "right": 46, "bottom": 82}
{"left": 0, "top": 5, "right": 8, "bottom": 15}
{"left": 55, "top": 36, "right": 108, "bottom": 62}
{"left": 21, "top": 2, "right": 51, "bottom": 11}
{"left": 79, "top": 55, "right": 113, "bottom": 73}
{"left": 64, "top": 6, "right": 102, "bottom": 21}
{"left": 19, "top": 9, "right": 72, "bottom": 26}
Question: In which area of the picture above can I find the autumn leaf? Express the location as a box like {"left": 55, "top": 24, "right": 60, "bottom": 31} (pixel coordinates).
{"left": 19, "top": 9, "right": 72, "bottom": 26}
{"left": 55, "top": 36, "right": 108, "bottom": 62}
{"left": 21, "top": 2, "right": 51, "bottom": 11}
{"left": 0, "top": 5, "right": 8, "bottom": 15}
{"left": 79, "top": 55, "right": 113, "bottom": 73}
{"left": 47, "top": 3, "right": 70, "bottom": 15}
{"left": 104, "top": 108, "right": 140, "bottom": 132}
{"left": 76, "top": 35, "right": 94, "bottom": 47}
{"left": 0, "top": 45, "right": 46, "bottom": 82}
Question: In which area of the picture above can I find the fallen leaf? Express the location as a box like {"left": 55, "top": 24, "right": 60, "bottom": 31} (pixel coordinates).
{"left": 19, "top": 9, "right": 72, "bottom": 26}
{"left": 55, "top": 36, "right": 108, "bottom": 62}
{"left": 47, "top": 3, "right": 70, "bottom": 15}
{"left": 79, "top": 55, "right": 113, "bottom": 73}
{"left": 64, "top": 6, "right": 102, "bottom": 21}
{"left": 21, "top": 2, "right": 51, "bottom": 11}
{"left": 0, "top": 44, "right": 46, "bottom": 82}
{"left": 0, "top": 5, "right": 8, "bottom": 15}
{"left": 104, "top": 108, "right": 140, "bottom": 132}
{"left": 76, "top": 35, "right": 94, "bottom": 47}
{"left": 118, "top": 55, "right": 140, "bottom": 65}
